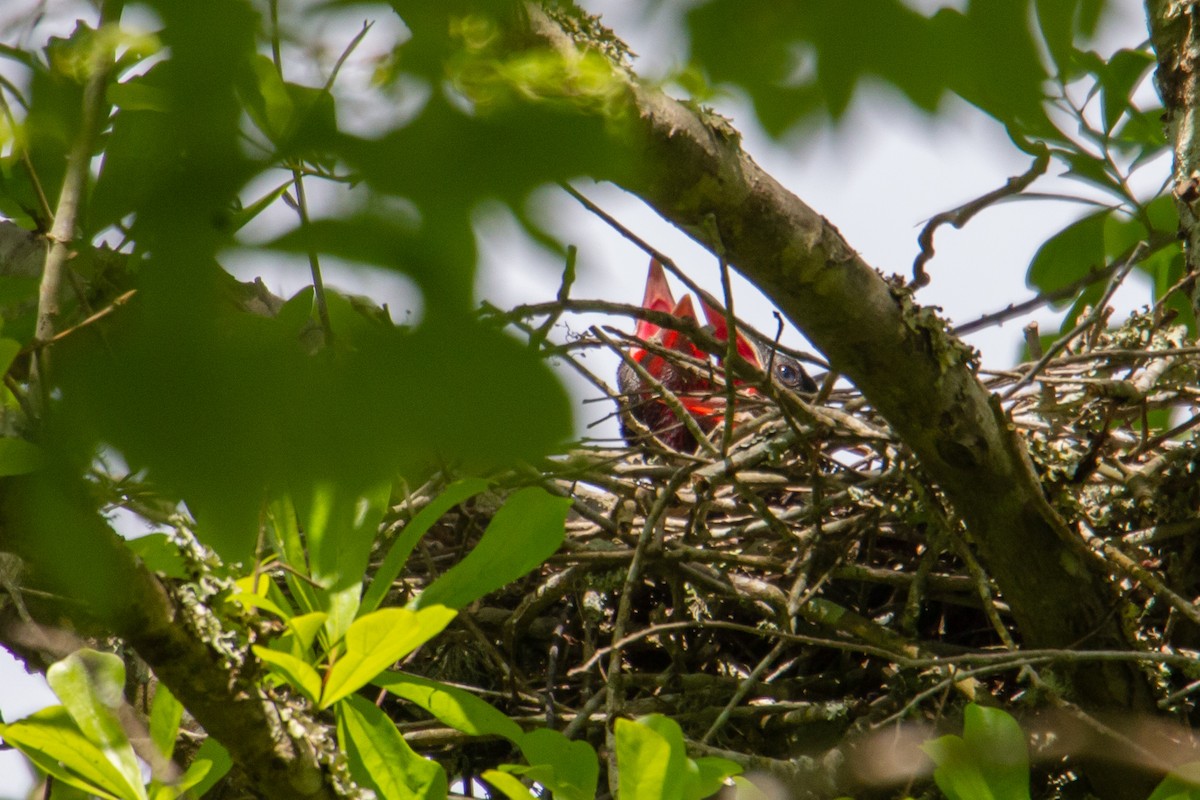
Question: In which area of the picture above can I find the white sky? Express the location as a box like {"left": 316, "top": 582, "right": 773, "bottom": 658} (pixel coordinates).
{"left": 0, "top": 0, "right": 1165, "bottom": 795}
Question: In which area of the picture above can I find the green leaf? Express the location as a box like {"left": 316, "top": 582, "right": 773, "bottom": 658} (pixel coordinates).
{"left": 921, "top": 704, "right": 1031, "bottom": 800}
{"left": 1146, "top": 192, "right": 1180, "bottom": 236}
{"left": 148, "top": 684, "right": 182, "bottom": 762}
{"left": 1027, "top": 209, "right": 1109, "bottom": 302}
{"left": 126, "top": 534, "right": 188, "bottom": 579}
{"left": 923, "top": 734, "right": 995, "bottom": 800}
{"left": 1099, "top": 48, "right": 1155, "bottom": 133}
{"left": 266, "top": 498, "right": 321, "bottom": 617}
{"left": 284, "top": 612, "right": 330, "bottom": 656}
{"left": 0, "top": 706, "right": 135, "bottom": 800}
{"left": 515, "top": 728, "right": 599, "bottom": 800}
{"left": 616, "top": 715, "right": 684, "bottom": 800}
{"left": 0, "top": 338, "right": 21, "bottom": 374}
{"left": 181, "top": 737, "right": 231, "bottom": 799}
{"left": 1058, "top": 149, "right": 1123, "bottom": 197}
{"left": 320, "top": 605, "right": 457, "bottom": 708}
{"left": 481, "top": 770, "right": 537, "bottom": 799}
{"left": 0, "top": 437, "right": 46, "bottom": 476}
{"left": 1149, "top": 762, "right": 1200, "bottom": 800}
{"left": 374, "top": 670, "right": 523, "bottom": 741}
{"left": 337, "top": 694, "right": 448, "bottom": 800}
{"left": 253, "top": 646, "right": 322, "bottom": 704}
{"left": 361, "top": 478, "right": 491, "bottom": 615}
{"left": 241, "top": 54, "right": 295, "bottom": 144}
{"left": 691, "top": 756, "right": 743, "bottom": 798}
{"left": 1103, "top": 211, "right": 1147, "bottom": 262}
{"left": 292, "top": 481, "right": 391, "bottom": 643}
{"left": 727, "top": 775, "right": 774, "bottom": 800}
{"left": 414, "top": 487, "right": 569, "bottom": 611}
{"left": 46, "top": 650, "right": 147, "bottom": 800}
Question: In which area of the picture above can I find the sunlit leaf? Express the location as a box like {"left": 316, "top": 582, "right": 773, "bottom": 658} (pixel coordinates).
{"left": 320, "top": 605, "right": 456, "bottom": 708}
{"left": 46, "top": 650, "right": 146, "bottom": 800}
{"left": 615, "top": 715, "right": 683, "bottom": 800}
{"left": 374, "top": 670, "right": 523, "bottom": 741}
{"left": 921, "top": 703, "right": 1031, "bottom": 800}
{"left": 413, "top": 487, "right": 569, "bottom": 611}
{"left": 515, "top": 728, "right": 599, "bottom": 800}
{"left": 253, "top": 646, "right": 322, "bottom": 704}
{"left": 0, "top": 706, "right": 135, "bottom": 800}
{"left": 292, "top": 480, "right": 391, "bottom": 643}
{"left": 338, "top": 694, "right": 448, "bottom": 800}
{"left": 481, "top": 770, "right": 537, "bottom": 799}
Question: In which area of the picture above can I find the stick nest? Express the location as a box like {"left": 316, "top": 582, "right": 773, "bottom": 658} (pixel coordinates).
{"left": 387, "top": 303, "right": 1200, "bottom": 796}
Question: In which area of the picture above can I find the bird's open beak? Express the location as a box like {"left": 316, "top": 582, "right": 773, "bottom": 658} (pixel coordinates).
{"left": 700, "top": 299, "right": 763, "bottom": 369}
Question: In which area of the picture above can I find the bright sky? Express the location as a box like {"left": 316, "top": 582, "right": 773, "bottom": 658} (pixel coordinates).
{"left": 0, "top": 0, "right": 1163, "bottom": 795}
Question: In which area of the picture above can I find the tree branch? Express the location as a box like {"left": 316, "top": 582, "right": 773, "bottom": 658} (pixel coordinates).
{"left": 0, "top": 470, "right": 346, "bottom": 800}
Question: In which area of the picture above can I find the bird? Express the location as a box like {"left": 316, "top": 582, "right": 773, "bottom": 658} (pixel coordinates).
{"left": 617, "top": 259, "right": 817, "bottom": 452}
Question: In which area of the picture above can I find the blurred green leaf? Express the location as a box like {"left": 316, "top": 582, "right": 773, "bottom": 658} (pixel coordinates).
{"left": 338, "top": 694, "right": 448, "bottom": 800}
{"left": 1027, "top": 209, "right": 1108, "bottom": 302}
{"left": 727, "top": 776, "right": 774, "bottom": 800}
{"left": 58, "top": 304, "right": 571, "bottom": 563}
{"left": 320, "top": 605, "right": 456, "bottom": 708}
{"left": 181, "top": 737, "right": 232, "bottom": 799}
{"left": 687, "top": 0, "right": 1055, "bottom": 137}
{"left": 0, "top": 437, "right": 46, "bottom": 476}
{"left": 921, "top": 703, "right": 1031, "bottom": 800}
{"left": 1057, "top": 148, "right": 1123, "bottom": 197}
{"left": 1098, "top": 48, "right": 1155, "bottom": 133}
{"left": 0, "top": 706, "right": 137, "bottom": 800}
{"left": 1035, "top": 0, "right": 1107, "bottom": 79}
{"left": 413, "top": 486, "right": 569, "bottom": 611}
{"left": 1102, "top": 211, "right": 1146, "bottom": 261}
{"left": 0, "top": 338, "right": 21, "bottom": 374}
{"left": 1149, "top": 762, "right": 1200, "bottom": 800}
{"left": 240, "top": 55, "right": 338, "bottom": 157}
{"left": 292, "top": 481, "right": 391, "bottom": 643}
{"left": 46, "top": 650, "right": 146, "bottom": 800}
{"left": 513, "top": 728, "right": 600, "bottom": 800}
{"left": 148, "top": 683, "right": 182, "bottom": 763}
{"left": 91, "top": 64, "right": 175, "bottom": 232}
{"left": 125, "top": 534, "right": 187, "bottom": 579}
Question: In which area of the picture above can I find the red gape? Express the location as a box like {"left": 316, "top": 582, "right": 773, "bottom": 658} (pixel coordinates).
{"left": 617, "top": 259, "right": 816, "bottom": 452}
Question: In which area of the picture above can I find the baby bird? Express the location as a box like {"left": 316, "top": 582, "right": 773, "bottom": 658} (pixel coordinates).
{"left": 617, "top": 259, "right": 816, "bottom": 452}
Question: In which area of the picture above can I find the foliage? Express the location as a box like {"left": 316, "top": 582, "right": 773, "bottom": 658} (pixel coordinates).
{"left": 0, "top": 1, "right": 1194, "bottom": 800}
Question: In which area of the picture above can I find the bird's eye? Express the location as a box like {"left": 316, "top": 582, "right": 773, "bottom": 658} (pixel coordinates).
{"left": 774, "top": 361, "right": 799, "bottom": 387}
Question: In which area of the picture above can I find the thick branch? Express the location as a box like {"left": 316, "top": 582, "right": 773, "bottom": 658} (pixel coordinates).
{"left": 0, "top": 470, "right": 344, "bottom": 800}
{"left": 1147, "top": 0, "right": 1200, "bottom": 317}
{"left": 522, "top": 6, "right": 1152, "bottom": 717}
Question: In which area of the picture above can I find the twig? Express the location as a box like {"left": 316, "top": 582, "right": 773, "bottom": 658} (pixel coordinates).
{"left": 912, "top": 149, "right": 1049, "bottom": 288}
{"left": 604, "top": 465, "right": 694, "bottom": 789}
{"left": 29, "top": 0, "right": 120, "bottom": 414}
{"left": 1001, "top": 242, "right": 1147, "bottom": 400}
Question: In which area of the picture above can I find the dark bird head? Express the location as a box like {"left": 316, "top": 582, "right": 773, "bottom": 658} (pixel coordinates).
{"left": 618, "top": 259, "right": 817, "bottom": 452}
